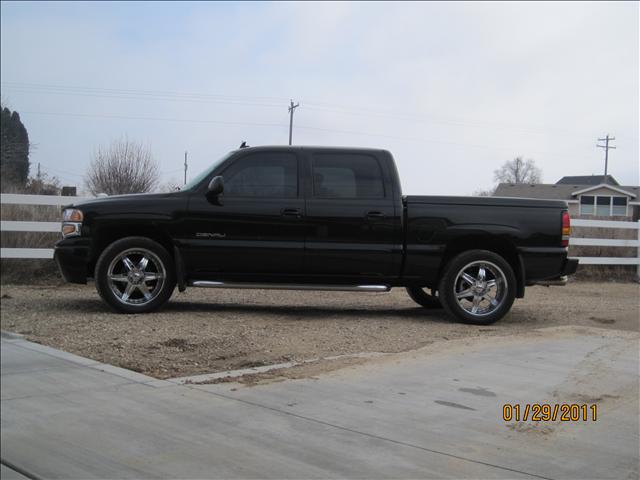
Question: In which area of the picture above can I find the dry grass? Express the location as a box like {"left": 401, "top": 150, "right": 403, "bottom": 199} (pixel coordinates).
{"left": 1, "top": 282, "right": 638, "bottom": 379}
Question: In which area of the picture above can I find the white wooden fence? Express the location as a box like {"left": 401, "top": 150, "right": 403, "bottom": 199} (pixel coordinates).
{"left": 570, "top": 219, "right": 640, "bottom": 268}
{"left": 1, "top": 194, "right": 639, "bottom": 274}
{"left": 1, "top": 193, "right": 89, "bottom": 260}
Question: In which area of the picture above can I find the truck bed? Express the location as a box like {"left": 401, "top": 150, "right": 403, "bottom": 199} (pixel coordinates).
{"left": 402, "top": 194, "right": 570, "bottom": 288}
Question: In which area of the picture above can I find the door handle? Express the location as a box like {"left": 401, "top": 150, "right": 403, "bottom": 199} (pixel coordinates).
{"left": 366, "top": 211, "right": 386, "bottom": 220}
{"left": 281, "top": 208, "right": 302, "bottom": 218}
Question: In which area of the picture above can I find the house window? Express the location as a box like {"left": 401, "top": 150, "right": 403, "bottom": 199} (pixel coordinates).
{"left": 612, "top": 197, "right": 628, "bottom": 216}
{"left": 580, "top": 195, "right": 594, "bottom": 215}
{"left": 580, "top": 195, "right": 630, "bottom": 217}
{"left": 596, "top": 196, "right": 611, "bottom": 216}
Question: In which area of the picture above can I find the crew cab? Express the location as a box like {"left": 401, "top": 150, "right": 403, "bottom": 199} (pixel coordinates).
{"left": 55, "top": 146, "right": 578, "bottom": 324}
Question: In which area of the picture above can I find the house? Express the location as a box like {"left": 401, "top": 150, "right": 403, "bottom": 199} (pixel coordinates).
{"left": 556, "top": 175, "right": 619, "bottom": 186}
{"left": 493, "top": 175, "right": 639, "bottom": 220}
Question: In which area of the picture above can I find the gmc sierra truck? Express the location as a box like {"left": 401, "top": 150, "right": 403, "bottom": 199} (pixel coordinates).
{"left": 55, "top": 145, "right": 578, "bottom": 324}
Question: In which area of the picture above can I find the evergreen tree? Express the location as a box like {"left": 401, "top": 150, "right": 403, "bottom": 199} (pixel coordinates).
{"left": 1, "top": 105, "right": 30, "bottom": 190}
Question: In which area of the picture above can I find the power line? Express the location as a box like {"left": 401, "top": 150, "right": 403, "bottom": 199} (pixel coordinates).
{"left": 293, "top": 123, "right": 573, "bottom": 157}
{"left": 5, "top": 81, "right": 628, "bottom": 140}
{"left": 19, "top": 109, "right": 592, "bottom": 163}
{"left": 37, "top": 163, "right": 83, "bottom": 178}
{"left": 1, "top": 81, "right": 289, "bottom": 103}
{"left": 302, "top": 103, "right": 591, "bottom": 139}
{"left": 22, "top": 110, "right": 289, "bottom": 129}
{"left": 2, "top": 84, "right": 285, "bottom": 109}
{"left": 20, "top": 109, "right": 511, "bottom": 149}
{"left": 299, "top": 98, "right": 623, "bottom": 139}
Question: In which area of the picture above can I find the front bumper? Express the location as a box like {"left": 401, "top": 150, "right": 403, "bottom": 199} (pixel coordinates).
{"left": 54, "top": 238, "right": 92, "bottom": 284}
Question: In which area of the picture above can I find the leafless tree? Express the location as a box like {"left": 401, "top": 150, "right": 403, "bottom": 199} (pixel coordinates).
{"left": 494, "top": 157, "right": 542, "bottom": 184}
{"left": 85, "top": 138, "right": 159, "bottom": 195}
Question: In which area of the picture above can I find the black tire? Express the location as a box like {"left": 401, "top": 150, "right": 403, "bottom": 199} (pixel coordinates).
{"left": 95, "top": 237, "right": 176, "bottom": 314}
{"left": 406, "top": 286, "right": 442, "bottom": 309}
{"left": 438, "top": 250, "right": 516, "bottom": 325}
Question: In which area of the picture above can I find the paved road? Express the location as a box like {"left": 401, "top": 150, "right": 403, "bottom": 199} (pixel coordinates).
{"left": 1, "top": 327, "right": 638, "bottom": 479}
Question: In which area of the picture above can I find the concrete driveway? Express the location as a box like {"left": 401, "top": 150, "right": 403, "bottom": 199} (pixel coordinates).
{"left": 1, "top": 326, "right": 638, "bottom": 479}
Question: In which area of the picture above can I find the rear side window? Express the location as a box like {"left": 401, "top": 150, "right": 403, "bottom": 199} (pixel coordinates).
{"left": 312, "top": 153, "right": 385, "bottom": 199}
{"left": 224, "top": 153, "right": 298, "bottom": 198}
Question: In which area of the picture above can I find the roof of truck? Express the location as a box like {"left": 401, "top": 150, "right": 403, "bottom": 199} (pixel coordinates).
{"left": 231, "top": 145, "right": 390, "bottom": 154}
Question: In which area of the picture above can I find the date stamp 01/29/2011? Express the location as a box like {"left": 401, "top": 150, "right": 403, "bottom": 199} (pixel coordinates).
{"left": 503, "top": 404, "right": 598, "bottom": 422}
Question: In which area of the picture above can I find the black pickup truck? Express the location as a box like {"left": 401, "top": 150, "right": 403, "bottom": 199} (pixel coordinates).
{"left": 55, "top": 146, "right": 577, "bottom": 324}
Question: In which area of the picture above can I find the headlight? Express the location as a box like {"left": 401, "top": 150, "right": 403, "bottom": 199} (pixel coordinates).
{"left": 63, "top": 209, "right": 83, "bottom": 222}
{"left": 62, "top": 209, "right": 83, "bottom": 237}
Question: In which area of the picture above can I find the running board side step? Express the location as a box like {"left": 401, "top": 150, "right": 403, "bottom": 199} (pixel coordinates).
{"left": 189, "top": 281, "right": 391, "bottom": 292}
{"left": 531, "top": 276, "right": 568, "bottom": 286}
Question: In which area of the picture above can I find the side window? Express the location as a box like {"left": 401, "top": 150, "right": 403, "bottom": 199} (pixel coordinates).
{"left": 312, "top": 154, "right": 385, "bottom": 199}
{"left": 223, "top": 153, "right": 298, "bottom": 198}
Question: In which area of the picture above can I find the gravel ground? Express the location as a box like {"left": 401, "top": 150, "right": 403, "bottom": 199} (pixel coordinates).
{"left": 1, "top": 281, "right": 638, "bottom": 379}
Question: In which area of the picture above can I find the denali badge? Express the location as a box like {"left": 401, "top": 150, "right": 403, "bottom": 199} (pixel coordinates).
{"left": 195, "top": 232, "right": 226, "bottom": 238}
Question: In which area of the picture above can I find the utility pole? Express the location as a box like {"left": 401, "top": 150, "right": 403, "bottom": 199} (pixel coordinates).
{"left": 184, "top": 151, "right": 188, "bottom": 186}
{"left": 288, "top": 100, "right": 299, "bottom": 145}
{"left": 596, "top": 134, "right": 616, "bottom": 182}
{"left": 37, "top": 162, "right": 41, "bottom": 180}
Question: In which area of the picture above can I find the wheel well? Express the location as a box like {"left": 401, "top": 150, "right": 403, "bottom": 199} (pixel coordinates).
{"left": 88, "top": 227, "right": 175, "bottom": 276}
{"left": 438, "top": 236, "right": 524, "bottom": 297}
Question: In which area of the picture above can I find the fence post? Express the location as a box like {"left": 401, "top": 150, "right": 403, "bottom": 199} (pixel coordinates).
{"left": 637, "top": 220, "right": 640, "bottom": 282}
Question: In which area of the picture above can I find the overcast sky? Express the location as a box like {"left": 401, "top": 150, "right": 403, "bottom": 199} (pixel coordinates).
{"left": 1, "top": 1, "right": 638, "bottom": 194}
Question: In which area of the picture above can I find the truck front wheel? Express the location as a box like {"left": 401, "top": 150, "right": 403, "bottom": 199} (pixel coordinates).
{"left": 95, "top": 237, "right": 176, "bottom": 314}
{"left": 438, "top": 250, "right": 516, "bottom": 325}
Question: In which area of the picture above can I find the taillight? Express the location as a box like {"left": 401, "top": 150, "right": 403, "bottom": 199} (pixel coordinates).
{"left": 561, "top": 211, "right": 570, "bottom": 247}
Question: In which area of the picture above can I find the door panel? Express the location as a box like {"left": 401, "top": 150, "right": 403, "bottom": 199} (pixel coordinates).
{"left": 183, "top": 197, "right": 305, "bottom": 276}
{"left": 305, "top": 198, "right": 398, "bottom": 277}
{"left": 303, "top": 152, "right": 402, "bottom": 279}
{"left": 182, "top": 152, "right": 305, "bottom": 277}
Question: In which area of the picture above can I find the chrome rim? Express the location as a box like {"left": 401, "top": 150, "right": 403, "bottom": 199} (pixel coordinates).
{"left": 453, "top": 260, "right": 507, "bottom": 317}
{"left": 107, "top": 248, "right": 166, "bottom": 306}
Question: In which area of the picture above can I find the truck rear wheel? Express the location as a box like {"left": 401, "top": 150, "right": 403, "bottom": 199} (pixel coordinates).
{"left": 406, "top": 287, "right": 442, "bottom": 309}
{"left": 438, "top": 250, "right": 516, "bottom": 325}
{"left": 95, "top": 237, "right": 176, "bottom": 314}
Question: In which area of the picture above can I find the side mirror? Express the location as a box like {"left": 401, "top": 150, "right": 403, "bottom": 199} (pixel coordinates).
{"left": 207, "top": 176, "right": 224, "bottom": 196}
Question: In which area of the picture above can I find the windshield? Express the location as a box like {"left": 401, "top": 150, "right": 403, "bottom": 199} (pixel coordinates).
{"left": 181, "top": 152, "right": 233, "bottom": 191}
